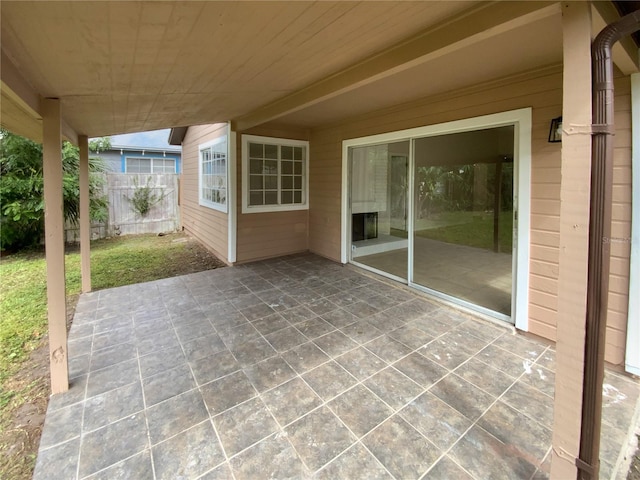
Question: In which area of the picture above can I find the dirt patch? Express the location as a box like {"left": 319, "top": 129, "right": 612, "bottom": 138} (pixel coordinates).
{"left": 0, "top": 234, "right": 225, "bottom": 480}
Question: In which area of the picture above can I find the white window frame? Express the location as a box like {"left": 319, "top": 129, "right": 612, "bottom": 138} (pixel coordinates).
{"left": 125, "top": 156, "right": 177, "bottom": 174}
{"left": 241, "top": 135, "right": 309, "bottom": 214}
{"left": 199, "top": 135, "right": 228, "bottom": 213}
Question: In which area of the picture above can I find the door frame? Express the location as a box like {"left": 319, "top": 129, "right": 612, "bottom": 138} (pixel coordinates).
{"left": 341, "top": 108, "right": 532, "bottom": 330}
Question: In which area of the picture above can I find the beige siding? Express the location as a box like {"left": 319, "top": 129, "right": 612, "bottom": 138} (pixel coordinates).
{"left": 181, "top": 123, "right": 229, "bottom": 263}
{"left": 307, "top": 66, "right": 633, "bottom": 366}
{"left": 235, "top": 125, "right": 310, "bottom": 263}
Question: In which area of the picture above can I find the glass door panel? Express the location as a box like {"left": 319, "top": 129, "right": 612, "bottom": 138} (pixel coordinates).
{"left": 412, "top": 126, "right": 515, "bottom": 315}
{"left": 349, "top": 141, "right": 410, "bottom": 280}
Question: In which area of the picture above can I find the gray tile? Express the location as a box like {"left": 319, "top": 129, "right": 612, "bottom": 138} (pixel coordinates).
{"left": 265, "top": 326, "right": 308, "bottom": 352}
{"left": 303, "top": 361, "right": 357, "bottom": 401}
{"left": 86, "top": 359, "right": 140, "bottom": 398}
{"left": 39, "top": 402, "right": 83, "bottom": 449}
{"left": 231, "top": 336, "right": 277, "bottom": 367}
{"left": 190, "top": 350, "right": 239, "bottom": 385}
{"left": 137, "top": 330, "right": 181, "bottom": 356}
{"left": 393, "top": 352, "right": 447, "bottom": 388}
{"left": 263, "top": 377, "right": 323, "bottom": 427}
{"left": 520, "top": 364, "right": 555, "bottom": 397}
{"left": 230, "top": 433, "right": 307, "bottom": 480}
{"left": 251, "top": 313, "right": 290, "bottom": 336}
{"left": 243, "top": 355, "right": 296, "bottom": 392}
{"left": 83, "top": 381, "right": 144, "bottom": 432}
{"left": 90, "top": 342, "right": 137, "bottom": 372}
{"left": 363, "top": 415, "right": 440, "bottom": 479}
{"left": 535, "top": 348, "right": 555, "bottom": 371}
{"left": 456, "top": 318, "right": 506, "bottom": 343}
{"left": 280, "top": 305, "right": 318, "bottom": 324}
{"left": 283, "top": 341, "right": 331, "bottom": 374}
{"left": 46, "top": 375, "right": 87, "bottom": 411}
{"left": 200, "top": 463, "right": 234, "bottom": 479}
{"left": 502, "top": 381, "right": 554, "bottom": 428}
{"left": 478, "top": 401, "right": 551, "bottom": 464}
{"left": 33, "top": 438, "right": 80, "bottom": 480}
{"left": 255, "top": 290, "right": 299, "bottom": 312}
{"left": 152, "top": 421, "right": 225, "bottom": 480}
{"left": 423, "top": 455, "right": 473, "bottom": 479}
{"left": 307, "top": 297, "right": 339, "bottom": 316}
{"left": 364, "top": 367, "right": 423, "bottom": 411}
{"left": 492, "top": 333, "right": 546, "bottom": 360}
{"left": 400, "top": 391, "right": 472, "bottom": 450}
{"left": 209, "top": 310, "right": 248, "bottom": 331}
{"left": 388, "top": 324, "right": 434, "bottom": 350}
{"left": 146, "top": 389, "right": 208, "bottom": 444}
{"left": 138, "top": 344, "right": 186, "bottom": 378}
{"left": 476, "top": 344, "right": 531, "bottom": 378}
{"left": 213, "top": 397, "right": 279, "bottom": 457}
{"left": 174, "top": 319, "right": 216, "bottom": 343}
{"left": 78, "top": 414, "right": 149, "bottom": 477}
{"left": 450, "top": 425, "right": 537, "bottom": 479}
{"left": 365, "top": 335, "right": 412, "bottom": 363}
{"left": 335, "top": 347, "right": 386, "bottom": 381}
{"left": 218, "top": 322, "right": 260, "bottom": 349}
{"left": 329, "top": 385, "right": 393, "bottom": 437}
{"left": 181, "top": 333, "right": 226, "bottom": 362}
{"left": 340, "top": 320, "right": 384, "bottom": 344}
{"left": 343, "top": 300, "right": 379, "bottom": 318}
{"left": 296, "top": 317, "right": 336, "bottom": 339}
{"left": 314, "top": 443, "right": 392, "bottom": 480}
{"left": 239, "top": 303, "right": 275, "bottom": 321}
{"left": 418, "top": 331, "right": 485, "bottom": 370}
{"left": 430, "top": 374, "right": 494, "bottom": 421}
{"left": 84, "top": 451, "right": 154, "bottom": 480}
{"left": 314, "top": 330, "right": 358, "bottom": 358}
{"left": 454, "top": 357, "right": 516, "bottom": 397}
{"left": 285, "top": 406, "right": 356, "bottom": 472}
{"left": 201, "top": 370, "right": 257, "bottom": 415}
{"left": 321, "top": 308, "right": 358, "bottom": 329}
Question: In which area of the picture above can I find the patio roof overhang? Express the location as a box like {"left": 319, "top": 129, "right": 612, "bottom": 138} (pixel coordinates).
{"left": 2, "top": 1, "right": 637, "bottom": 144}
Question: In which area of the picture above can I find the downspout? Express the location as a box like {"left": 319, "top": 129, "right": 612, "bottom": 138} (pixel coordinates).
{"left": 579, "top": 9, "right": 640, "bottom": 480}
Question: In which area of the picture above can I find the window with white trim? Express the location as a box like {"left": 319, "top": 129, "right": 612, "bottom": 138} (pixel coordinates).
{"left": 126, "top": 157, "right": 176, "bottom": 173}
{"left": 242, "top": 135, "right": 308, "bottom": 213}
{"left": 199, "top": 135, "right": 228, "bottom": 212}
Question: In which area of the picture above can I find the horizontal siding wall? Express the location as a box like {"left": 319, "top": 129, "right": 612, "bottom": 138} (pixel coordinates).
{"left": 235, "top": 124, "right": 310, "bottom": 263}
{"left": 181, "top": 123, "right": 229, "bottom": 263}
{"left": 307, "top": 66, "right": 632, "bottom": 366}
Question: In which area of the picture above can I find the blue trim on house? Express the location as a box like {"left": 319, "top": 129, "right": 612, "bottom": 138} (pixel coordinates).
{"left": 115, "top": 148, "right": 182, "bottom": 173}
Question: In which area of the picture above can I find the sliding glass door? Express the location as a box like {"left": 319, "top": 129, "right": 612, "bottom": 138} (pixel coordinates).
{"left": 411, "top": 126, "right": 515, "bottom": 316}
{"left": 349, "top": 141, "right": 410, "bottom": 281}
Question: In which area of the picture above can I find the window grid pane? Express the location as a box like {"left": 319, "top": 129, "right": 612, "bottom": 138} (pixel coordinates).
{"left": 200, "top": 139, "right": 227, "bottom": 208}
{"left": 246, "top": 141, "right": 306, "bottom": 208}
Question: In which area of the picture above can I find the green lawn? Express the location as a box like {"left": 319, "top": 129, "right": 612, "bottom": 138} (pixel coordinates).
{"left": 391, "top": 210, "right": 513, "bottom": 252}
{"left": 0, "top": 233, "right": 223, "bottom": 395}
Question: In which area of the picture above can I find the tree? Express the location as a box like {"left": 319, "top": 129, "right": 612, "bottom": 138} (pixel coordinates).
{"left": 0, "top": 130, "right": 109, "bottom": 251}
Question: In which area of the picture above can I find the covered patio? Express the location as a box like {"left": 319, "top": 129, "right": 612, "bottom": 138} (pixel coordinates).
{"left": 33, "top": 254, "right": 639, "bottom": 480}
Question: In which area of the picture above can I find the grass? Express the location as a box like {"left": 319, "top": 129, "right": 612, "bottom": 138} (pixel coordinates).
{"left": 391, "top": 210, "right": 513, "bottom": 252}
{"left": 0, "top": 233, "right": 225, "bottom": 479}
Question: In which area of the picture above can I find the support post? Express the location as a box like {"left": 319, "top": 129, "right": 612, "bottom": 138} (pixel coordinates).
{"left": 79, "top": 135, "right": 91, "bottom": 293}
{"left": 42, "top": 98, "right": 69, "bottom": 394}
{"left": 550, "top": 3, "right": 592, "bottom": 478}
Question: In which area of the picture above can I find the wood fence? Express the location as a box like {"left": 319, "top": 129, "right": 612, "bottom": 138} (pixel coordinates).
{"left": 65, "top": 173, "right": 180, "bottom": 241}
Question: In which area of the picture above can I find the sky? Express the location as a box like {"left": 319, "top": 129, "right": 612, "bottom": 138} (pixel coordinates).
{"left": 102, "top": 129, "right": 174, "bottom": 149}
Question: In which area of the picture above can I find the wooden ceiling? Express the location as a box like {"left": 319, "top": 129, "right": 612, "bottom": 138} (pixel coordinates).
{"left": 1, "top": 1, "right": 637, "bottom": 141}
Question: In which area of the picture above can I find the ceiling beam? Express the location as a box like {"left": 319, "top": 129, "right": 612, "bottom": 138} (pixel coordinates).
{"left": 235, "top": 1, "right": 560, "bottom": 131}
{"left": 592, "top": 2, "right": 639, "bottom": 76}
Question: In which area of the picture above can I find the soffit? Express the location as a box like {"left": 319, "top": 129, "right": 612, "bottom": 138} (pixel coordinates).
{"left": 0, "top": 0, "right": 476, "bottom": 137}
{"left": 276, "top": 12, "right": 564, "bottom": 128}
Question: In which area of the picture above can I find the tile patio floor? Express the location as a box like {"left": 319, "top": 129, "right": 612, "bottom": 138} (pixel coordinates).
{"left": 33, "top": 253, "right": 640, "bottom": 479}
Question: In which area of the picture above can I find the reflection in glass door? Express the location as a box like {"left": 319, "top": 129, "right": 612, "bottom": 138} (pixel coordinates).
{"left": 412, "top": 126, "right": 515, "bottom": 315}
{"left": 349, "top": 141, "right": 410, "bottom": 280}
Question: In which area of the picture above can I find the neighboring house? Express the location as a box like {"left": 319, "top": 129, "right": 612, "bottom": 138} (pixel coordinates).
{"left": 94, "top": 144, "right": 182, "bottom": 173}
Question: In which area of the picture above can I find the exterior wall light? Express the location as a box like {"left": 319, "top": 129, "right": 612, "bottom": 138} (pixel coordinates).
{"left": 548, "top": 116, "right": 563, "bottom": 143}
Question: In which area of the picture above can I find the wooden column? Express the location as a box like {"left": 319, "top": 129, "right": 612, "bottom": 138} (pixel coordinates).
{"left": 79, "top": 135, "right": 91, "bottom": 293}
{"left": 550, "top": 3, "right": 592, "bottom": 478}
{"left": 42, "top": 98, "right": 69, "bottom": 394}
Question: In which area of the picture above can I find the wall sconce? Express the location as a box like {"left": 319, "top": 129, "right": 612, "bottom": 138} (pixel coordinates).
{"left": 548, "top": 116, "right": 562, "bottom": 143}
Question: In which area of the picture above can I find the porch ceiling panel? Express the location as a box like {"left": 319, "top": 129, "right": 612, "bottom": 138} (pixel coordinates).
{"left": 0, "top": 0, "right": 475, "bottom": 137}
{"left": 274, "top": 13, "right": 564, "bottom": 128}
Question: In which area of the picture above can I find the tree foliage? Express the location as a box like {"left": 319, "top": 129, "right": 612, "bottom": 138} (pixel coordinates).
{"left": 0, "top": 130, "right": 109, "bottom": 251}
